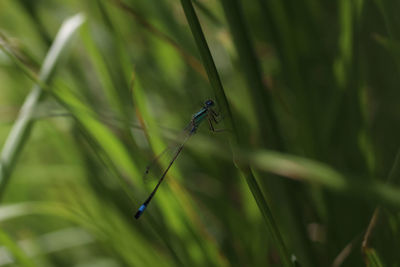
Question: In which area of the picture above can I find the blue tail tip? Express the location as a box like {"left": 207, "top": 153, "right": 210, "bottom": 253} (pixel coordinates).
{"left": 134, "top": 204, "right": 147, "bottom": 219}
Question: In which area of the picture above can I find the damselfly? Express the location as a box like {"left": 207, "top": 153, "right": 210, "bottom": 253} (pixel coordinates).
{"left": 134, "top": 99, "right": 221, "bottom": 219}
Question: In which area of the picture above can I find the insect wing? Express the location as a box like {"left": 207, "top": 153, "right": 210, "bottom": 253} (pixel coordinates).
{"left": 143, "top": 123, "right": 192, "bottom": 182}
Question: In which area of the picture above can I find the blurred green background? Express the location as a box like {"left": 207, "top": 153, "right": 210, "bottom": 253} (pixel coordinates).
{"left": 1, "top": 0, "right": 400, "bottom": 266}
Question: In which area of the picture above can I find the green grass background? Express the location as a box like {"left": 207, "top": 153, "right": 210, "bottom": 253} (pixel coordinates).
{"left": 1, "top": 0, "right": 400, "bottom": 266}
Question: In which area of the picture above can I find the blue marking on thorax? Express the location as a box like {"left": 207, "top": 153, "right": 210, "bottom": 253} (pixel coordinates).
{"left": 192, "top": 108, "right": 207, "bottom": 125}
{"left": 193, "top": 108, "right": 206, "bottom": 118}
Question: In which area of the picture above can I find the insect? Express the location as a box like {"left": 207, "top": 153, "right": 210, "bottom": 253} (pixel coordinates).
{"left": 134, "top": 99, "right": 221, "bottom": 219}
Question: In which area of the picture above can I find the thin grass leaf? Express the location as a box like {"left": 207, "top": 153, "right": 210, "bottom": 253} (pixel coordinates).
{"left": 0, "top": 227, "right": 95, "bottom": 266}
{"left": 189, "top": 136, "right": 400, "bottom": 209}
{"left": 192, "top": 0, "right": 222, "bottom": 27}
{"left": 364, "top": 248, "right": 384, "bottom": 267}
{"left": 0, "top": 14, "right": 85, "bottom": 198}
{"left": 109, "top": 0, "right": 207, "bottom": 79}
{"left": 334, "top": 0, "right": 355, "bottom": 90}
{"left": 219, "top": 0, "right": 283, "bottom": 149}
{"left": 247, "top": 150, "right": 400, "bottom": 207}
{"left": 179, "top": 0, "right": 234, "bottom": 133}
{"left": 0, "top": 201, "right": 169, "bottom": 267}
{"left": 362, "top": 149, "right": 400, "bottom": 262}
{"left": 0, "top": 229, "right": 38, "bottom": 267}
{"left": 80, "top": 22, "right": 122, "bottom": 112}
{"left": 51, "top": 82, "right": 141, "bottom": 184}
{"left": 180, "top": 0, "right": 292, "bottom": 265}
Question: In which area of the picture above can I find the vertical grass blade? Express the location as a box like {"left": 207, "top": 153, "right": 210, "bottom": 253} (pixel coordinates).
{"left": 0, "top": 14, "right": 85, "bottom": 198}
{"left": 179, "top": 0, "right": 233, "bottom": 133}
{"left": 179, "top": 0, "right": 292, "bottom": 265}
{"left": 219, "top": 0, "right": 283, "bottom": 148}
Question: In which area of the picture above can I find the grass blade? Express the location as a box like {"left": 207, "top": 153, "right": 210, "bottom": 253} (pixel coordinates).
{"left": 0, "top": 14, "right": 85, "bottom": 198}
{"left": 219, "top": 0, "right": 283, "bottom": 148}
{"left": 109, "top": 0, "right": 206, "bottom": 78}
{"left": 364, "top": 248, "right": 384, "bottom": 267}
{"left": 0, "top": 229, "right": 38, "bottom": 267}
{"left": 179, "top": 0, "right": 292, "bottom": 265}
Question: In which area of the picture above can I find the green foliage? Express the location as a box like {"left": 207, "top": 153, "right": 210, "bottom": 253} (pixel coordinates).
{"left": 1, "top": 0, "right": 400, "bottom": 266}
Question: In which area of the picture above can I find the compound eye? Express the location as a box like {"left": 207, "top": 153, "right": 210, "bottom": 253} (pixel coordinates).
{"left": 205, "top": 100, "right": 214, "bottom": 106}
